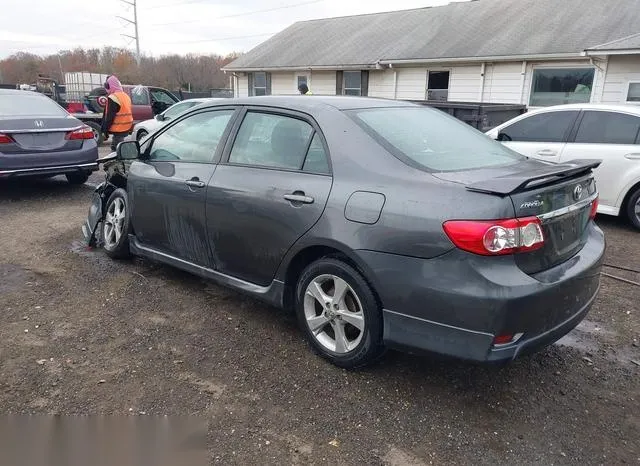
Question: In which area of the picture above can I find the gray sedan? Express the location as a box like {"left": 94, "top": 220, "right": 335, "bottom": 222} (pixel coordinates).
{"left": 0, "top": 89, "right": 98, "bottom": 184}
{"left": 83, "top": 96, "right": 605, "bottom": 368}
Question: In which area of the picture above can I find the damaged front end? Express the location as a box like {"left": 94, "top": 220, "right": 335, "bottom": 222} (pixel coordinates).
{"left": 82, "top": 181, "right": 112, "bottom": 247}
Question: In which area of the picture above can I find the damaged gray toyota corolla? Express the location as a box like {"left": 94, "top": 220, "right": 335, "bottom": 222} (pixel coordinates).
{"left": 83, "top": 96, "right": 605, "bottom": 368}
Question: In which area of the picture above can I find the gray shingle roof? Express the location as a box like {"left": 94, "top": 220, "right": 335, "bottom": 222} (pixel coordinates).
{"left": 225, "top": 0, "right": 640, "bottom": 70}
{"left": 586, "top": 32, "right": 640, "bottom": 51}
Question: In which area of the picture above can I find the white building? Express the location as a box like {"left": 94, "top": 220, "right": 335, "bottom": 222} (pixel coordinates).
{"left": 223, "top": 0, "right": 640, "bottom": 108}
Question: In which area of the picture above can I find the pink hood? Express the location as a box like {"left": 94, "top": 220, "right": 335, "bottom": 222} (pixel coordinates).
{"left": 105, "top": 75, "right": 123, "bottom": 94}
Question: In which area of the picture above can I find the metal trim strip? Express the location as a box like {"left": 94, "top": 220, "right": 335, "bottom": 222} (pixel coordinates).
{"left": 537, "top": 192, "right": 598, "bottom": 221}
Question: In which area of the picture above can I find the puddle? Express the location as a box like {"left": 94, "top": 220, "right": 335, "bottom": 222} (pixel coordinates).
{"left": 555, "top": 319, "right": 639, "bottom": 365}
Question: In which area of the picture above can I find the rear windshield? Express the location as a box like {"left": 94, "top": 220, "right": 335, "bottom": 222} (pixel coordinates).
{"left": 348, "top": 107, "right": 524, "bottom": 172}
{"left": 0, "top": 93, "right": 68, "bottom": 117}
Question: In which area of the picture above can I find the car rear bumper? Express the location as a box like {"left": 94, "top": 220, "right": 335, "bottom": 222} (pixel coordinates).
{"left": 356, "top": 223, "right": 605, "bottom": 362}
{"left": 0, "top": 143, "right": 98, "bottom": 178}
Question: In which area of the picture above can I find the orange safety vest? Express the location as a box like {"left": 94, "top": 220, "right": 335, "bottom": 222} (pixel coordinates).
{"left": 108, "top": 90, "right": 133, "bottom": 133}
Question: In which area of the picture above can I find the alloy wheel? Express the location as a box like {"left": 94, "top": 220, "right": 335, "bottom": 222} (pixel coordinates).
{"left": 104, "top": 197, "right": 126, "bottom": 248}
{"left": 303, "top": 274, "right": 365, "bottom": 354}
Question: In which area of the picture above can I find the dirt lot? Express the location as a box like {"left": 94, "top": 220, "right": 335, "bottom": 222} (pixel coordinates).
{"left": 0, "top": 151, "right": 638, "bottom": 465}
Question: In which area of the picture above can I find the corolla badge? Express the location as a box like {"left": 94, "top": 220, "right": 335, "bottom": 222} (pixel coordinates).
{"left": 520, "top": 199, "right": 544, "bottom": 209}
{"left": 573, "top": 184, "right": 584, "bottom": 201}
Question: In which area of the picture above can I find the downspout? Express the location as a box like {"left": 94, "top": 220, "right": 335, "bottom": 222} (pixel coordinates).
{"left": 390, "top": 63, "right": 398, "bottom": 99}
{"left": 589, "top": 56, "right": 607, "bottom": 103}
{"left": 478, "top": 62, "right": 486, "bottom": 102}
{"left": 519, "top": 60, "right": 527, "bottom": 105}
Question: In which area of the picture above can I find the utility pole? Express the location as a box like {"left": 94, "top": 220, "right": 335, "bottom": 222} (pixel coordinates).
{"left": 117, "top": 0, "right": 140, "bottom": 64}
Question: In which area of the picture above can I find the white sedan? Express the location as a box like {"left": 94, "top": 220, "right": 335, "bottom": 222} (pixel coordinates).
{"left": 487, "top": 104, "right": 640, "bottom": 230}
{"left": 132, "top": 98, "right": 220, "bottom": 141}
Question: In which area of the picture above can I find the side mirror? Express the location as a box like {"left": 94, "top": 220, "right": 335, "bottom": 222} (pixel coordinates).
{"left": 155, "top": 114, "right": 165, "bottom": 122}
{"left": 116, "top": 140, "right": 140, "bottom": 160}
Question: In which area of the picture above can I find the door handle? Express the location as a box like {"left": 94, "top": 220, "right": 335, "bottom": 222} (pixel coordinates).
{"left": 284, "top": 193, "right": 314, "bottom": 204}
{"left": 536, "top": 149, "right": 557, "bottom": 156}
{"left": 185, "top": 179, "right": 205, "bottom": 188}
{"left": 624, "top": 153, "right": 640, "bottom": 160}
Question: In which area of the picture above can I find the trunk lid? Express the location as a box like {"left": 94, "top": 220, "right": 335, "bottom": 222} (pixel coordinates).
{"left": 434, "top": 159, "right": 600, "bottom": 275}
{"left": 0, "top": 116, "right": 84, "bottom": 153}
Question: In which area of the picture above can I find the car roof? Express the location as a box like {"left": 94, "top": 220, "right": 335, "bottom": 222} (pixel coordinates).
{"left": 0, "top": 89, "right": 44, "bottom": 97}
{"left": 199, "top": 95, "right": 416, "bottom": 112}
{"left": 527, "top": 103, "right": 640, "bottom": 114}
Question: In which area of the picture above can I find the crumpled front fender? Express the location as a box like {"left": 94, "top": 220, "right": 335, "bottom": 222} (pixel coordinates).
{"left": 82, "top": 182, "right": 111, "bottom": 247}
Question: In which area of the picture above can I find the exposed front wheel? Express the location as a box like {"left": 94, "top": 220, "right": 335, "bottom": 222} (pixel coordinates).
{"left": 103, "top": 188, "right": 132, "bottom": 259}
{"left": 66, "top": 171, "right": 90, "bottom": 185}
{"left": 295, "top": 258, "right": 384, "bottom": 368}
{"left": 626, "top": 187, "right": 640, "bottom": 230}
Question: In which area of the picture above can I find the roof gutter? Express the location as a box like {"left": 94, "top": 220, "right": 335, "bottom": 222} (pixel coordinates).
{"left": 222, "top": 64, "right": 378, "bottom": 72}
{"left": 379, "top": 52, "right": 583, "bottom": 65}
{"left": 583, "top": 48, "right": 640, "bottom": 56}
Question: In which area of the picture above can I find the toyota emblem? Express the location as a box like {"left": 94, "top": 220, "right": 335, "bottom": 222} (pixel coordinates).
{"left": 573, "top": 184, "right": 584, "bottom": 201}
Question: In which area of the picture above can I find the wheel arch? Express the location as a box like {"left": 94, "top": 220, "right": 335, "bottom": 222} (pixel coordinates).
{"left": 620, "top": 178, "right": 640, "bottom": 216}
{"left": 278, "top": 239, "right": 382, "bottom": 311}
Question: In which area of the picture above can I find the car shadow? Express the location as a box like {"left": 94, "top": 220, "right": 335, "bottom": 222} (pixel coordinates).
{"left": 0, "top": 176, "right": 92, "bottom": 201}
{"left": 595, "top": 213, "right": 636, "bottom": 233}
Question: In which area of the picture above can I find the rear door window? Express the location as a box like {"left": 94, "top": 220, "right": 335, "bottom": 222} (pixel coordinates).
{"left": 499, "top": 111, "right": 579, "bottom": 142}
{"left": 574, "top": 111, "right": 640, "bottom": 144}
{"left": 228, "top": 112, "right": 315, "bottom": 170}
{"left": 349, "top": 107, "right": 524, "bottom": 172}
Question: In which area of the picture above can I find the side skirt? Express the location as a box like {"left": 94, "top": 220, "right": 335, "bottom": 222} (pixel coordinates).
{"left": 129, "top": 236, "right": 285, "bottom": 308}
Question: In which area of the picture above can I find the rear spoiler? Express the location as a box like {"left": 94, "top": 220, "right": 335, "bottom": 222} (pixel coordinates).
{"left": 466, "top": 159, "right": 602, "bottom": 195}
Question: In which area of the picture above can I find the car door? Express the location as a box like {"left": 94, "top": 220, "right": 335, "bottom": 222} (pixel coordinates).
{"left": 559, "top": 110, "right": 640, "bottom": 211}
{"left": 125, "top": 85, "right": 153, "bottom": 123}
{"left": 127, "top": 107, "right": 238, "bottom": 266}
{"left": 495, "top": 110, "right": 580, "bottom": 163}
{"left": 149, "top": 87, "right": 180, "bottom": 115}
{"left": 206, "top": 108, "right": 333, "bottom": 286}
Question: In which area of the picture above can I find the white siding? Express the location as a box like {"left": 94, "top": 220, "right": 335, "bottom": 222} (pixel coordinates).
{"left": 238, "top": 75, "right": 248, "bottom": 98}
{"left": 395, "top": 68, "right": 426, "bottom": 100}
{"left": 482, "top": 62, "right": 523, "bottom": 103}
{"left": 271, "top": 72, "right": 294, "bottom": 95}
{"left": 369, "top": 69, "right": 396, "bottom": 98}
{"left": 309, "top": 71, "right": 336, "bottom": 95}
{"left": 601, "top": 55, "right": 640, "bottom": 104}
{"left": 448, "top": 64, "right": 483, "bottom": 102}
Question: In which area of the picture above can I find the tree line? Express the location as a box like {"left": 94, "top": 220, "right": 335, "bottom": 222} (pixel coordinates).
{"left": 0, "top": 47, "right": 241, "bottom": 91}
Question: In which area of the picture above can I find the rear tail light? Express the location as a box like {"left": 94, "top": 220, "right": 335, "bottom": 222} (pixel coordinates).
{"left": 67, "top": 126, "right": 94, "bottom": 140}
{"left": 0, "top": 133, "right": 13, "bottom": 144}
{"left": 493, "top": 333, "right": 524, "bottom": 346}
{"left": 443, "top": 217, "right": 545, "bottom": 256}
{"left": 589, "top": 196, "right": 599, "bottom": 220}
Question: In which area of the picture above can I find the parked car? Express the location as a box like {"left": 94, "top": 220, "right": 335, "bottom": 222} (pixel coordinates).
{"left": 82, "top": 96, "right": 604, "bottom": 368}
{"left": 132, "top": 98, "right": 219, "bottom": 141}
{"left": 0, "top": 89, "right": 98, "bottom": 184}
{"left": 486, "top": 104, "right": 640, "bottom": 230}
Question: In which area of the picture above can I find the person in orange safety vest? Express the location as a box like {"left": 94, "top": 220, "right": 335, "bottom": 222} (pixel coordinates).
{"left": 101, "top": 75, "right": 133, "bottom": 151}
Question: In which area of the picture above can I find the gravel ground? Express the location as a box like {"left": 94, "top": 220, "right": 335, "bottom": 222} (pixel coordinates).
{"left": 0, "top": 147, "right": 638, "bottom": 465}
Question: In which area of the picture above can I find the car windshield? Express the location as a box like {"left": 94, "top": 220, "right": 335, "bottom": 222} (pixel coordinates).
{"left": 0, "top": 93, "right": 68, "bottom": 117}
{"left": 348, "top": 107, "right": 524, "bottom": 172}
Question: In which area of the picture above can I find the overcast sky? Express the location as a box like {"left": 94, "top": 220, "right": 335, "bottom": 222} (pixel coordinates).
{"left": 0, "top": 0, "right": 466, "bottom": 58}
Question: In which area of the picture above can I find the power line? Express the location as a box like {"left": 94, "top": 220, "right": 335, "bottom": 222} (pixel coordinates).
{"left": 146, "top": 0, "right": 221, "bottom": 10}
{"left": 147, "top": 0, "right": 325, "bottom": 27}
{"left": 156, "top": 32, "right": 277, "bottom": 45}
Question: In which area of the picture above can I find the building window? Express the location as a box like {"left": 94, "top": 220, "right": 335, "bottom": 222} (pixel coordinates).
{"left": 627, "top": 82, "right": 640, "bottom": 102}
{"left": 336, "top": 71, "right": 369, "bottom": 96}
{"left": 249, "top": 71, "right": 271, "bottom": 96}
{"left": 427, "top": 71, "right": 449, "bottom": 101}
{"left": 529, "top": 68, "right": 595, "bottom": 107}
{"left": 297, "top": 75, "right": 308, "bottom": 88}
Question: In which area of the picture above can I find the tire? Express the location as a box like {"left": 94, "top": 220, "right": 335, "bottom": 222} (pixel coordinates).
{"left": 137, "top": 129, "right": 148, "bottom": 141}
{"left": 295, "top": 258, "right": 384, "bottom": 368}
{"left": 102, "top": 188, "right": 132, "bottom": 259}
{"left": 66, "top": 171, "right": 90, "bottom": 185}
{"left": 626, "top": 187, "right": 640, "bottom": 230}
{"left": 84, "top": 121, "right": 104, "bottom": 145}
